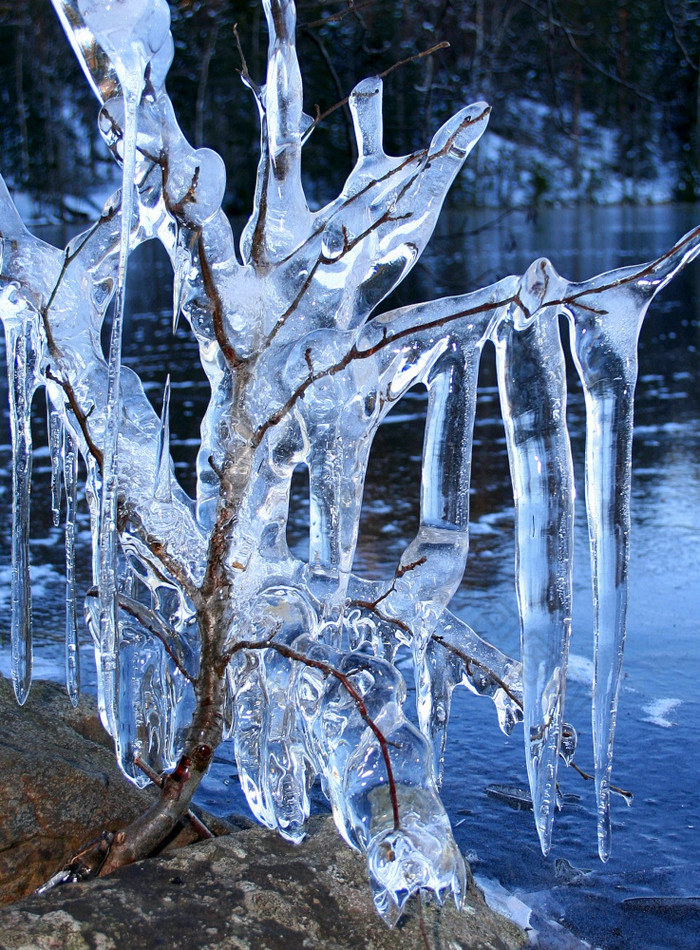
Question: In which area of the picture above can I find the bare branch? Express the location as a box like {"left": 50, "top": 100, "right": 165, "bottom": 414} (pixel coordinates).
{"left": 302, "top": 42, "right": 450, "bottom": 141}
{"left": 302, "top": 0, "right": 377, "bottom": 30}
{"left": 663, "top": 1, "right": 699, "bottom": 71}
{"left": 518, "top": 0, "right": 657, "bottom": 104}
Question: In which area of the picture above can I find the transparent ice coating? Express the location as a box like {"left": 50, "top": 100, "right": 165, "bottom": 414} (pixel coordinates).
{"left": 63, "top": 426, "right": 80, "bottom": 706}
{"left": 556, "top": 231, "right": 700, "bottom": 860}
{"left": 1, "top": 0, "right": 699, "bottom": 923}
{"left": 292, "top": 630, "right": 466, "bottom": 924}
{"left": 492, "top": 268, "right": 574, "bottom": 856}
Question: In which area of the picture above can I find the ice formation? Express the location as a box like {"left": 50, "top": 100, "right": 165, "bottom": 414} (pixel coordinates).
{"left": 1, "top": 0, "right": 699, "bottom": 921}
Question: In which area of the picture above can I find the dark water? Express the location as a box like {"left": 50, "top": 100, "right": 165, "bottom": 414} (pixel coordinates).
{"left": 1, "top": 204, "right": 699, "bottom": 949}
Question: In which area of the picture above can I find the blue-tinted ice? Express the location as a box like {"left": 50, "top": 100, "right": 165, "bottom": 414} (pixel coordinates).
{"left": 0, "top": 0, "right": 699, "bottom": 922}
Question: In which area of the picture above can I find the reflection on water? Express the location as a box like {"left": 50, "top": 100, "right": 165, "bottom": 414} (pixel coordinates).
{"left": 1, "top": 205, "right": 698, "bottom": 949}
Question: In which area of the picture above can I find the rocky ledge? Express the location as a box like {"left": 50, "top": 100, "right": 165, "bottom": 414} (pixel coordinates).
{"left": 0, "top": 678, "right": 526, "bottom": 949}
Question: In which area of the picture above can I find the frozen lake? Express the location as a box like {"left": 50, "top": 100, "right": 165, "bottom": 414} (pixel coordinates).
{"left": 1, "top": 203, "right": 699, "bottom": 949}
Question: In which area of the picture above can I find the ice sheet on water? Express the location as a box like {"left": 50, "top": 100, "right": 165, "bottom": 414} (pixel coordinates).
{"left": 567, "top": 655, "right": 594, "bottom": 689}
{"left": 641, "top": 698, "right": 681, "bottom": 728}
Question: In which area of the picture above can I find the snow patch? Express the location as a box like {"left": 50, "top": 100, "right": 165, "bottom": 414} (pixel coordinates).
{"left": 641, "top": 698, "right": 681, "bottom": 728}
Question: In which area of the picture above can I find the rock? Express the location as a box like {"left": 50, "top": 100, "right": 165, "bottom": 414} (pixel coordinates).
{"left": 0, "top": 816, "right": 527, "bottom": 949}
{"left": 0, "top": 677, "right": 527, "bottom": 947}
{"left": 0, "top": 676, "right": 155, "bottom": 905}
{"left": 0, "top": 677, "right": 228, "bottom": 906}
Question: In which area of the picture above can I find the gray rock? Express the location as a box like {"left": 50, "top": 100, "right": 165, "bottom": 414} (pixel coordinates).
{"left": 0, "top": 816, "right": 527, "bottom": 949}
{"left": 0, "top": 677, "right": 527, "bottom": 948}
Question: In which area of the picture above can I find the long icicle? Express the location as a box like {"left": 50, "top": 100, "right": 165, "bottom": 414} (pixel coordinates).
{"left": 97, "top": 83, "right": 141, "bottom": 735}
{"left": 494, "top": 301, "right": 574, "bottom": 856}
{"left": 562, "top": 227, "right": 700, "bottom": 860}
{"left": 4, "top": 317, "right": 35, "bottom": 704}
{"left": 567, "top": 314, "right": 636, "bottom": 862}
{"left": 64, "top": 425, "right": 80, "bottom": 706}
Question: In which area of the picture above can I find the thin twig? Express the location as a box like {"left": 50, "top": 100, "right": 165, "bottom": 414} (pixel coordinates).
{"left": 517, "top": 0, "right": 656, "bottom": 103}
{"left": 39, "top": 211, "right": 118, "bottom": 473}
{"left": 197, "top": 233, "right": 245, "bottom": 370}
{"left": 233, "top": 22, "right": 263, "bottom": 101}
{"left": 110, "top": 590, "right": 196, "bottom": 685}
{"left": 302, "top": 26, "right": 356, "bottom": 163}
{"left": 416, "top": 889, "right": 431, "bottom": 950}
{"left": 431, "top": 634, "right": 523, "bottom": 710}
{"left": 351, "top": 556, "right": 428, "bottom": 615}
{"left": 302, "top": 0, "right": 376, "bottom": 29}
{"left": 45, "top": 368, "right": 104, "bottom": 470}
{"left": 569, "top": 760, "right": 633, "bottom": 802}
{"left": 302, "top": 42, "right": 450, "bottom": 142}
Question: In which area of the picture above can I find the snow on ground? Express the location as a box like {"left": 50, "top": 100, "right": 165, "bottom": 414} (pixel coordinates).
{"left": 458, "top": 97, "right": 678, "bottom": 209}
{"left": 4, "top": 97, "right": 684, "bottom": 227}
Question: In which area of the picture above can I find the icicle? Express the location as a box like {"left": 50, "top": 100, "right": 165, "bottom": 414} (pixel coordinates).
{"left": 232, "top": 652, "right": 276, "bottom": 827}
{"left": 256, "top": 0, "right": 312, "bottom": 260}
{"left": 561, "top": 230, "right": 700, "bottom": 860}
{"left": 117, "top": 622, "right": 162, "bottom": 787}
{"left": 63, "top": 426, "right": 80, "bottom": 706}
{"left": 153, "top": 374, "right": 172, "bottom": 503}
{"left": 415, "top": 637, "right": 461, "bottom": 784}
{"left": 581, "top": 372, "right": 633, "bottom": 863}
{"left": 565, "top": 284, "right": 640, "bottom": 862}
{"left": 493, "top": 280, "right": 574, "bottom": 856}
{"left": 231, "top": 589, "right": 316, "bottom": 839}
{"left": 47, "top": 394, "right": 63, "bottom": 527}
{"left": 115, "top": 617, "right": 194, "bottom": 785}
{"left": 71, "top": 0, "right": 169, "bottom": 736}
{"left": 3, "top": 316, "right": 35, "bottom": 705}
{"left": 261, "top": 643, "right": 313, "bottom": 843}
{"left": 306, "top": 426, "right": 368, "bottom": 607}
{"left": 96, "top": 74, "right": 142, "bottom": 737}
{"left": 171, "top": 234, "right": 189, "bottom": 334}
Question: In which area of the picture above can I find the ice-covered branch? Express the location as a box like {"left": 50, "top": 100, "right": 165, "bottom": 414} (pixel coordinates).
{"left": 2, "top": 0, "right": 698, "bottom": 925}
{"left": 556, "top": 226, "right": 700, "bottom": 860}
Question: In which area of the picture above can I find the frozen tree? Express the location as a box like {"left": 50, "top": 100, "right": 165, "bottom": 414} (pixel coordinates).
{"left": 1, "top": 0, "right": 699, "bottom": 925}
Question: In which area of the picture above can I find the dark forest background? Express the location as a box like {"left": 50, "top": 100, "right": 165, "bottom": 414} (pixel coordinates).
{"left": 0, "top": 0, "right": 698, "bottom": 218}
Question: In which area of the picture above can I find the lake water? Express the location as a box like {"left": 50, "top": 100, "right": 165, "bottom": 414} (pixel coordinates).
{"left": 1, "top": 204, "right": 699, "bottom": 949}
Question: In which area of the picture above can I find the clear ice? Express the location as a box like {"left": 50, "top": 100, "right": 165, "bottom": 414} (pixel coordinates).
{"left": 1, "top": 0, "right": 699, "bottom": 919}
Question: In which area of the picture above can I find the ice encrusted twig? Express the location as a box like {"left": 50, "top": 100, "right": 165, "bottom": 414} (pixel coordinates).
{"left": 0, "top": 0, "right": 698, "bottom": 928}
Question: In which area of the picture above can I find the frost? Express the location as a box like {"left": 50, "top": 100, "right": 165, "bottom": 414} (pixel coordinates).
{"left": 1, "top": 0, "right": 699, "bottom": 919}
